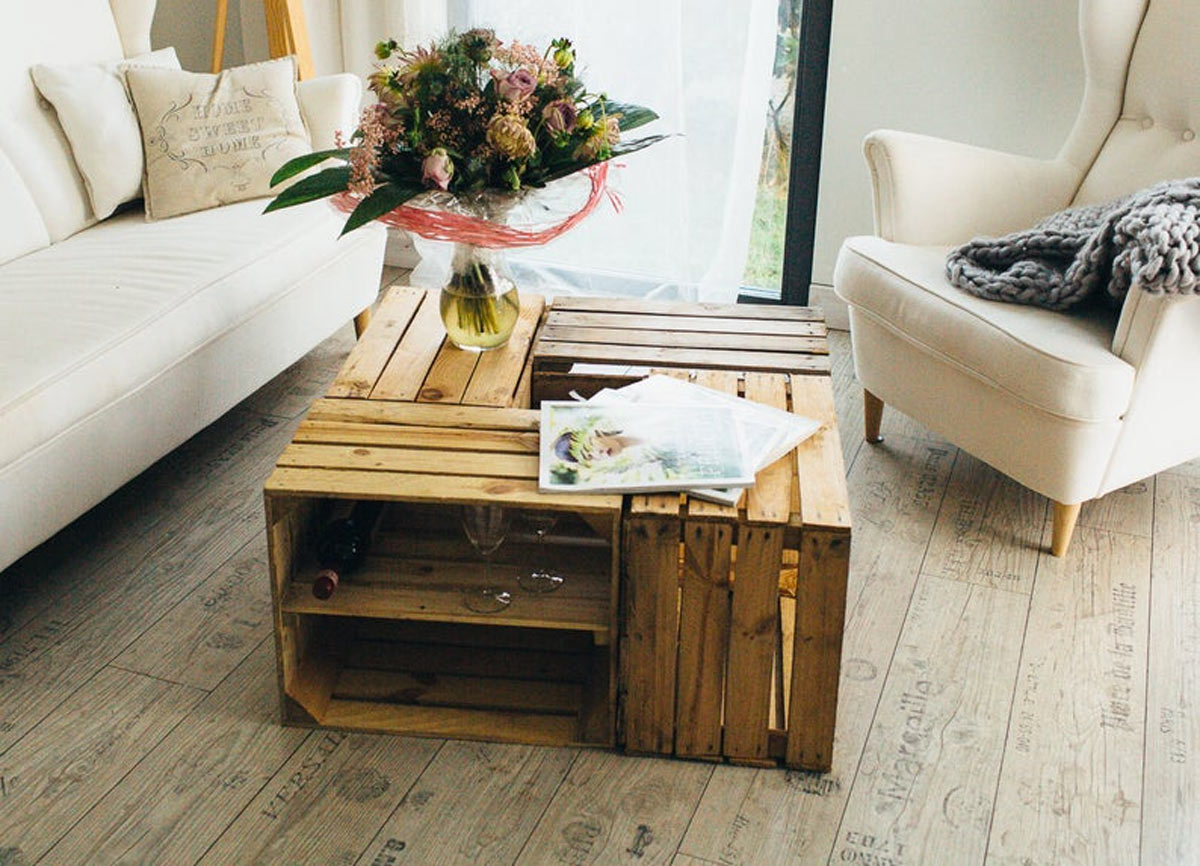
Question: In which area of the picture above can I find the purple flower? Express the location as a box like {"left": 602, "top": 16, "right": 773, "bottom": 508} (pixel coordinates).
{"left": 421, "top": 147, "right": 454, "bottom": 190}
{"left": 497, "top": 68, "right": 537, "bottom": 102}
{"left": 542, "top": 99, "right": 578, "bottom": 134}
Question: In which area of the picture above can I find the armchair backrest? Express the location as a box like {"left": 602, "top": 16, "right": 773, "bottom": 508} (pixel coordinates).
{"left": 1069, "top": 0, "right": 1200, "bottom": 204}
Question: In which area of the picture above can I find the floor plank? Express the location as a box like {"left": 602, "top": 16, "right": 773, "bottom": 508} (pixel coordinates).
{"left": 43, "top": 640, "right": 309, "bottom": 864}
{"left": 354, "top": 741, "right": 576, "bottom": 866}
{"left": 1078, "top": 478, "right": 1155, "bottom": 538}
{"left": 197, "top": 732, "right": 440, "bottom": 865}
{"left": 112, "top": 534, "right": 272, "bottom": 690}
{"left": 985, "top": 526, "right": 1151, "bottom": 865}
{"left": 920, "top": 451, "right": 1045, "bottom": 595}
{"left": 0, "top": 432, "right": 288, "bottom": 754}
{"left": 515, "top": 751, "right": 711, "bottom": 866}
{"left": 832, "top": 575, "right": 1028, "bottom": 865}
{"left": 0, "top": 666, "right": 204, "bottom": 863}
{"left": 1141, "top": 474, "right": 1200, "bottom": 865}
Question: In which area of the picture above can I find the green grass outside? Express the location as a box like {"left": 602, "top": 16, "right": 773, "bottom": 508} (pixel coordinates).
{"left": 742, "top": 182, "right": 787, "bottom": 294}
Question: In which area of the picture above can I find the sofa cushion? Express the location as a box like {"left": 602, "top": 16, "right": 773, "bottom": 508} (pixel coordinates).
{"left": 128, "top": 58, "right": 311, "bottom": 220}
{"left": 0, "top": 199, "right": 354, "bottom": 470}
{"left": 32, "top": 47, "right": 181, "bottom": 221}
{"left": 1, "top": 1, "right": 128, "bottom": 242}
{"left": 835, "top": 235, "right": 1136, "bottom": 422}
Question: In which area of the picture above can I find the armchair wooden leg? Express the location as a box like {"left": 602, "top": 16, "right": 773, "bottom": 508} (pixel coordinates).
{"left": 863, "top": 390, "right": 884, "bottom": 444}
{"left": 1050, "top": 501, "right": 1082, "bottom": 557}
{"left": 353, "top": 307, "right": 372, "bottom": 339}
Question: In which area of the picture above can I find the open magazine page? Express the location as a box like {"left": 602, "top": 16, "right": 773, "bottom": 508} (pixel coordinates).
{"left": 539, "top": 401, "right": 755, "bottom": 494}
{"left": 586, "top": 375, "right": 822, "bottom": 505}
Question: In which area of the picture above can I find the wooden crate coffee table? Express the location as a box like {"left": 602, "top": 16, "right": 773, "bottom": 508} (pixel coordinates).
{"left": 264, "top": 285, "right": 850, "bottom": 770}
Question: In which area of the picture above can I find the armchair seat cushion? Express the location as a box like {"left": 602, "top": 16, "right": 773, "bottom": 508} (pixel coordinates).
{"left": 835, "top": 235, "right": 1136, "bottom": 422}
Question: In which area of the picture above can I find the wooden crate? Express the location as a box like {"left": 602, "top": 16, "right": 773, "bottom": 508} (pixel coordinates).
{"left": 530, "top": 296, "right": 831, "bottom": 405}
{"left": 264, "top": 403, "right": 623, "bottom": 747}
{"left": 619, "top": 371, "right": 851, "bottom": 771}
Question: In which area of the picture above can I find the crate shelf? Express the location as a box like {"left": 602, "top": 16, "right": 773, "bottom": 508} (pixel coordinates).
{"left": 280, "top": 617, "right": 612, "bottom": 747}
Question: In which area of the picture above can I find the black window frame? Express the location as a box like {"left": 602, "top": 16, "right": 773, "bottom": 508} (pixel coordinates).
{"left": 739, "top": 0, "right": 834, "bottom": 307}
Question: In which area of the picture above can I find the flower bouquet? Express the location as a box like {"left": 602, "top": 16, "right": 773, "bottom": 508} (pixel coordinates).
{"left": 266, "top": 29, "right": 666, "bottom": 350}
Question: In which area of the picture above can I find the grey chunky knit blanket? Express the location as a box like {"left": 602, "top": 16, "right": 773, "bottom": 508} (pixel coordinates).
{"left": 946, "top": 177, "right": 1200, "bottom": 310}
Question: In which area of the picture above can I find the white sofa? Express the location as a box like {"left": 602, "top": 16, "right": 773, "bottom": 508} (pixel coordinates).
{"left": 0, "top": 0, "right": 386, "bottom": 571}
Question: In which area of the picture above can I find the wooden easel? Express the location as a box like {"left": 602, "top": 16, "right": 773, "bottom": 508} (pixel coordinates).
{"left": 211, "top": 0, "right": 315, "bottom": 79}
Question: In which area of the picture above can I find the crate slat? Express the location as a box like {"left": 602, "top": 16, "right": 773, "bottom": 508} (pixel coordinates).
{"left": 293, "top": 421, "right": 541, "bottom": 453}
{"left": 744, "top": 373, "right": 793, "bottom": 525}
{"left": 417, "top": 338, "right": 481, "bottom": 403}
{"left": 545, "top": 309, "right": 826, "bottom": 337}
{"left": 306, "top": 399, "right": 540, "bottom": 431}
{"left": 370, "top": 290, "right": 446, "bottom": 400}
{"left": 535, "top": 340, "right": 830, "bottom": 375}
{"left": 623, "top": 516, "right": 681, "bottom": 754}
{"left": 265, "top": 467, "right": 622, "bottom": 513}
{"left": 346, "top": 638, "right": 589, "bottom": 682}
{"left": 464, "top": 295, "right": 545, "bottom": 406}
{"left": 329, "top": 286, "right": 425, "bottom": 397}
{"left": 791, "top": 375, "right": 852, "bottom": 531}
{"left": 548, "top": 296, "right": 823, "bottom": 321}
{"left": 282, "top": 552, "right": 610, "bottom": 633}
{"left": 321, "top": 699, "right": 581, "bottom": 746}
{"left": 333, "top": 668, "right": 582, "bottom": 715}
{"left": 723, "top": 524, "right": 785, "bottom": 764}
{"left": 277, "top": 443, "right": 539, "bottom": 479}
{"left": 786, "top": 528, "right": 850, "bottom": 771}
{"left": 674, "top": 521, "right": 733, "bottom": 760}
{"left": 539, "top": 324, "right": 828, "bottom": 354}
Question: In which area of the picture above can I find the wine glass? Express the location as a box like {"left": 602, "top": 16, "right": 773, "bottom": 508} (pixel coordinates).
{"left": 518, "top": 511, "right": 564, "bottom": 593}
{"left": 460, "top": 505, "right": 512, "bottom": 613}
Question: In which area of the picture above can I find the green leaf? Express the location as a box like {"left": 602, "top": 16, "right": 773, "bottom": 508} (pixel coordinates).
{"left": 340, "top": 182, "right": 424, "bottom": 235}
{"left": 269, "top": 148, "right": 351, "bottom": 187}
{"left": 263, "top": 167, "right": 352, "bottom": 213}
{"left": 610, "top": 133, "right": 671, "bottom": 156}
{"left": 601, "top": 101, "right": 659, "bottom": 132}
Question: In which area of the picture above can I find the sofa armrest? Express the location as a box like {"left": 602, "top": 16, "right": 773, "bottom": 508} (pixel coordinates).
{"left": 298, "top": 74, "right": 363, "bottom": 150}
{"left": 864, "top": 129, "right": 1081, "bottom": 245}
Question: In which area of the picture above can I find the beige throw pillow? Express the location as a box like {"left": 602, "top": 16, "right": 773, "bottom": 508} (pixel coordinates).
{"left": 31, "top": 47, "right": 182, "bottom": 220}
{"left": 126, "top": 57, "right": 311, "bottom": 220}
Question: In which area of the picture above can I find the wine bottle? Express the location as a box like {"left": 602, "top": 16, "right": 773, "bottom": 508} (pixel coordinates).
{"left": 312, "top": 499, "right": 384, "bottom": 599}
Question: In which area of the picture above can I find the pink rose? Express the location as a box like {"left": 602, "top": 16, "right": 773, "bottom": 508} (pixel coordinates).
{"left": 542, "top": 99, "right": 578, "bottom": 134}
{"left": 421, "top": 147, "right": 454, "bottom": 190}
{"left": 497, "top": 68, "right": 537, "bottom": 102}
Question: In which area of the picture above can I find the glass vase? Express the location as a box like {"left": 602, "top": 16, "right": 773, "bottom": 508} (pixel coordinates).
{"left": 439, "top": 242, "right": 521, "bottom": 352}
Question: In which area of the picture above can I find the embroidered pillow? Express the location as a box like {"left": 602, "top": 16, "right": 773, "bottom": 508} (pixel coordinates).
{"left": 126, "top": 57, "right": 310, "bottom": 220}
{"left": 31, "top": 47, "right": 181, "bottom": 220}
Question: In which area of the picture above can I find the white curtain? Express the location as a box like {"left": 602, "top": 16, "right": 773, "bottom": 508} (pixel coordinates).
{"left": 330, "top": 0, "right": 776, "bottom": 303}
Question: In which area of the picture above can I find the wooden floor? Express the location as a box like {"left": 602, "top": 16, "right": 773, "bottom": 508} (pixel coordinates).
{"left": 2, "top": 287, "right": 1196, "bottom": 865}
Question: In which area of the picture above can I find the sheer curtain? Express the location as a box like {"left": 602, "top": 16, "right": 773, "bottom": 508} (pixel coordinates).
{"left": 331, "top": 0, "right": 775, "bottom": 302}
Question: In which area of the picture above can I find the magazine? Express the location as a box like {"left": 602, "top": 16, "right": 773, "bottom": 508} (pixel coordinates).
{"left": 539, "top": 401, "right": 755, "bottom": 494}
{"left": 586, "top": 375, "right": 822, "bottom": 506}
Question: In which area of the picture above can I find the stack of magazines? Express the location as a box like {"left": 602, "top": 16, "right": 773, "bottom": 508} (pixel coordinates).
{"left": 538, "top": 374, "right": 821, "bottom": 501}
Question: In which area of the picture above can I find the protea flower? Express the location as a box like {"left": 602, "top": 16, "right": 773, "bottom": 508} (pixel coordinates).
{"left": 487, "top": 114, "right": 536, "bottom": 160}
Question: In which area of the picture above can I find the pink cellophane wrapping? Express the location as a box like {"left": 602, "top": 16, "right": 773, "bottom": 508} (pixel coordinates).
{"left": 332, "top": 162, "right": 620, "bottom": 249}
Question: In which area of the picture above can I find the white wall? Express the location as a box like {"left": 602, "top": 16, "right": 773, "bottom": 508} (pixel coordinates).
{"left": 812, "top": 1, "right": 1084, "bottom": 296}
{"left": 153, "top": 0, "right": 244, "bottom": 71}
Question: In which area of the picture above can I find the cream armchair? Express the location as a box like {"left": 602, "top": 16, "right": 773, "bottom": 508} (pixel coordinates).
{"left": 834, "top": 0, "right": 1200, "bottom": 556}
